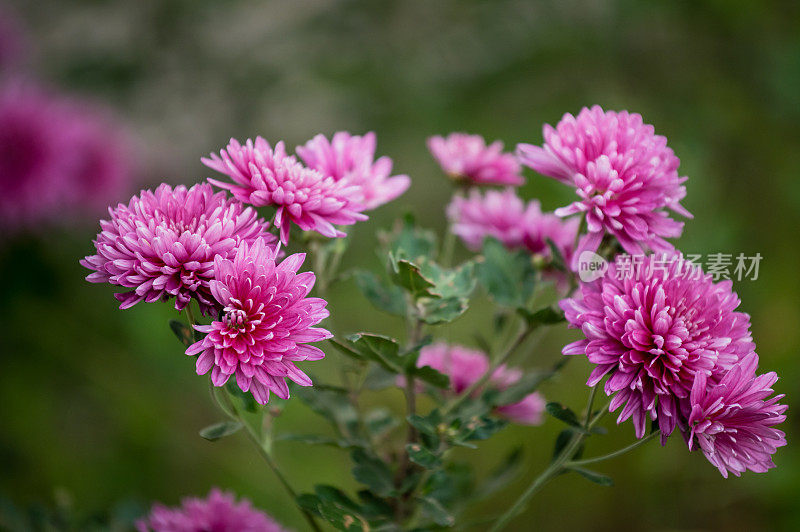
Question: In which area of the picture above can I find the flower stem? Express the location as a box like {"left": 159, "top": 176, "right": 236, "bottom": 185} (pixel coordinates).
{"left": 440, "top": 225, "right": 457, "bottom": 267}
{"left": 566, "top": 430, "right": 660, "bottom": 468}
{"left": 489, "top": 395, "right": 611, "bottom": 532}
{"left": 208, "top": 384, "right": 323, "bottom": 532}
{"left": 441, "top": 323, "right": 534, "bottom": 416}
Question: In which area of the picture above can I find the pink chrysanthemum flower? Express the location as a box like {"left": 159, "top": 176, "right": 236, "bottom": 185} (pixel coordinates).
{"left": 82, "top": 183, "right": 271, "bottom": 315}
{"left": 0, "top": 83, "right": 70, "bottom": 230}
{"left": 136, "top": 488, "right": 287, "bottom": 532}
{"left": 203, "top": 137, "right": 368, "bottom": 244}
{"left": 296, "top": 131, "right": 410, "bottom": 210}
{"left": 0, "top": 82, "right": 135, "bottom": 233}
{"left": 410, "top": 343, "right": 545, "bottom": 426}
{"left": 688, "top": 353, "right": 787, "bottom": 478}
{"left": 560, "top": 255, "right": 755, "bottom": 440}
{"left": 447, "top": 188, "right": 579, "bottom": 261}
{"left": 428, "top": 133, "right": 524, "bottom": 186}
{"left": 517, "top": 106, "right": 691, "bottom": 262}
{"left": 186, "top": 237, "right": 331, "bottom": 404}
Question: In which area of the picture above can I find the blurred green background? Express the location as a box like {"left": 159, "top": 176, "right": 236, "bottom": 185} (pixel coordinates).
{"left": 1, "top": 0, "right": 799, "bottom": 530}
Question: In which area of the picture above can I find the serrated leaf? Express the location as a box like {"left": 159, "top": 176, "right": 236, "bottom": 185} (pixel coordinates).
{"left": 353, "top": 270, "right": 407, "bottom": 316}
{"left": 517, "top": 305, "right": 565, "bottom": 327}
{"left": 569, "top": 466, "right": 614, "bottom": 486}
{"left": 298, "top": 486, "right": 369, "bottom": 531}
{"left": 418, "top": 296, "right": 469, "bottom": 325}
{"left": 352, "top": 449, "right": 395, "bottom": 497}
{"left": 406, "top": 443, "right": 442, "bottom": 469}
{"left": 545, "top": 402, "right": 583, "bottom": 429}
{"left": 390, "top": 255, "right": 438, "bottom": 298}
{"left": 407, "top": 414, "right": 438, "bottom": 437}
{"left": 198, "top": 421, "right": 242, "bottom": 441}
{"left": 346, "top": 333, "right": 404, "bottom": 373}
{"left": 476, "top": 238, "right": 537, "bottom": 307}
{"left": 169, "top": 319, "right": 194, "bottom": 347}
{"left": 418, "top": 496, "right": 454, "bottom": 527}
{"left": 461, "top": 416, "right": 508, "bottom": 441}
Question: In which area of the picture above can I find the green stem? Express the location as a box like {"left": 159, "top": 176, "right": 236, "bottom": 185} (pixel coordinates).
{"left": 208, "top": 384, "right": 323, "bottom": 532}
{"left": 442, "top": 323, "right": 534, "bottom": 416}
{"left": 489, "top": 396, "right": 612, "bottom": 532}
{"left": 567, "top": 431, "right": 660, "bottom": 468}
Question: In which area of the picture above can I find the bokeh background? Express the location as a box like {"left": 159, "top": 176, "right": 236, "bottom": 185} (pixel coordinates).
{"left": 1, "top": 0, "right": 799, "bottom": 530}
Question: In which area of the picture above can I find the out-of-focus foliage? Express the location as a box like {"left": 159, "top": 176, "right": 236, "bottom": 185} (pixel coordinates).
{"left": 1, "top": 0, "right": 798, "bottom": 530}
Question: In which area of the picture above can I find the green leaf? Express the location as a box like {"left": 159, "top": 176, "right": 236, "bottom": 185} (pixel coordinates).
{"left": 225, "top": 381, "right": 259, "bottom": 413}
{"left": 352, "top": 270, "right": 407, "bottom": 316}
{"left": 298, "top": 486, "right": 369, "bottom": 531}
{"left": 169, "top": 319, "right": 194, "bottom": 346}
{"left": 476, "top": 238, "right": 537, "bottom": 307}
{"left": 410, "top": 364, "right": 451, "bottom": 389}
{"left": 294, "top": 387, "right": 361, "bottom": 440}
{"left": 475, "top": 446, "right": 524, "bottom": 499}
{"left": 545, "top": 402, "right": 583, "bottom": 429}
{"left": 517, "top": 305, "right": 565, "bottom": 327}
{"left": 382, "top": 214, "right": 437, "bottom": 262}
{"left": 198, "top": 421, "right": 242, "bottom": 441}
{"left": 351, "top": 449, "right": 395, "bottom": 497}
{"left": 389, "top": 254, "right": 438, "bottom": 298}
{"left": 407, "top": 414, "right": 439, "bottom": 437}
{"left": 418, "top": 296, "right": 469, "bottom": 325}
{"left": 364, "top": 408, "right": 399, "bottom": 440}
{"left": 345, "top": 333, "right": 404, "bottom": 373}
{"left": 546, "top": 237, "right": 568, "bottom": 272}
{"left": 418, "top": 496, "right": 454, "bottom": 527}
{"left": 569, "top": 466, "right": 614, "bottom": 486}
{"left": 363, "top": 365, "right": 398, "bottom": 390}
{"left": 275, "top": 434, "right": 362, "bottom": 450}
{"left": 461, "top": 416, "right": 508, "bottom": 441}
{"left": 406, "top": 443, "right": 442, "bottom": 469}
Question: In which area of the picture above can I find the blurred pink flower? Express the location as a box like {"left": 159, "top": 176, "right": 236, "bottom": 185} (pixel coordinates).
{"left": 186, "top": 237, "right": 330, "bottom": 404}
{"left": 688, "top": 353, "right": 787, "bottom": 478}
{"left": 297, "top": 131, "right": 410, "bottom": 210}
{"left": 447, "top": 188, "right": 578, "bottom": 261}
{"left": 411, "top": 343, "right": 545, "bottom": 426}
{"left": 203, "top": 137, "right": 368, "bottom": 244}
{"left": 560, "top": 255, "right": 755, "bottom": 441}
{"left": 82, "top": 183, "right": 271, "bottom": 315}
{"left": 0, "top": 81, "right": 135, "bottom": 233}
{"left": 517, "top": 106, "right": 691, "bottom": 262}
{"left": 428, "top": 133, "right": 524, "bottom": 186}
{"left": 136, "top": 488, "right": 287, "bottom": 532}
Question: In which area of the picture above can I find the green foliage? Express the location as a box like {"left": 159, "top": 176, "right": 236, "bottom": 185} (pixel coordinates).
{"left": 168, "top": 319, "right": 194, "bottom": 346}
{"left": 569, "top": 467, "right": 614, "bottom": 487}
{"left": 198, "top": 421, "right": 243, "bottom": 441}
{"left": 351, "top": 449, "right": 395, "bottom": 497}
{"left": 352, "top": 270, "right": 407, "bottom": 316}
{"left": 476, "top": 238, "right": 538, "bottom": 307}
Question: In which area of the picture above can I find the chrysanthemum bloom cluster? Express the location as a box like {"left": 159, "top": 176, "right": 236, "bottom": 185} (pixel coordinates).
{"left": 297, "top": 131, "right": 410, "bottom": 210}
{"left": 517, "top": 106, "right": 691, "bottom": 262}
{"left": 447, "top": 188, "right": 579, "bottom": 261}
{"left": 561, "top": 255, "right": 786, "bottom": 475}
{"left": 136, "top": 488, "right": 287, "bottom": 532}
{"left": 203, "top": 138, "right": 369, "bottom": 244}
{"left": 428, "top": 133, "right": 524, "bottom": 186}
{"left": 0, "top": 82, "right": 134, "bottom": 232}
{"left": 81, "top": 183, "right": 271, "bottom": 315}
{"left": 688, "top": 352, "right": 787, "bottom": 478}
{"left": 411, "top": 343, "right": 545, "bottom": 425}
{"left": 186, "top": 237, "right": 331, "bottom": 404}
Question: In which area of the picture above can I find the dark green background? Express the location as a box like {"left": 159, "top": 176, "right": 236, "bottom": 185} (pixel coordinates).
{"left": 1, "top": 1, "right": 798, "bottom": 530}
